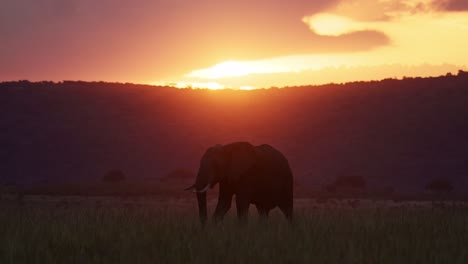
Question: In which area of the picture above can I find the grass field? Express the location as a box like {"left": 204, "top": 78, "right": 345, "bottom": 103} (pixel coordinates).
{"left": 1, "top": 198, "right": 468, "bottom": 264}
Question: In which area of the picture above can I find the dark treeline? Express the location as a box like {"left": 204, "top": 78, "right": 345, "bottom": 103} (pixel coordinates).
{"left": 1, "top": 71, "right": 468, "bottom": 194}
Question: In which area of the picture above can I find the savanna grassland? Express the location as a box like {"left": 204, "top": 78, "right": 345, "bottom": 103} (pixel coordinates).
{"left": 1, "top": 197, "right": 468, "bottom": 264}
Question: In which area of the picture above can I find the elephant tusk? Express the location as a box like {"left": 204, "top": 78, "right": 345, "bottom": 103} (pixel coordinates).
{"left": 184, "top": 184, "right": 196, "bottom": 191}
{"left": 194, "top": 184, "right": 210, "bottom": 193}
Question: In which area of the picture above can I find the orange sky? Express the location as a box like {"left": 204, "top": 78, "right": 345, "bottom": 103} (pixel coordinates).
{"left": 1, "top": 0, "right": 467, "bottom": 88}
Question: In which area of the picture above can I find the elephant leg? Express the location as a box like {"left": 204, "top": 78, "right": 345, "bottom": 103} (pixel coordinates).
{"left": 256, "top": 205, "right": 270, "bottom": 221}
{"left": 235, "top": 195, "right": 250, "bottom": 224}
{"left": 279, "top": 201, "right": 293, "bottom": 223}
{"left": 213, "top": 192, "right": 233, "bottom": 224}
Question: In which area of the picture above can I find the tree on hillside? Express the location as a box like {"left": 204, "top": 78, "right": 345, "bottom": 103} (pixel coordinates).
{"left": 425, "top": 178, "right": 453, "bottom": 194}
{"left": 102, "top": 169, "right": 126, "bottom": 183}
{"left": 458, "top": 70, "right": 468, "bottom": 77}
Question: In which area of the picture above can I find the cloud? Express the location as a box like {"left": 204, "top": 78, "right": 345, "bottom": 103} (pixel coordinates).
{"left": 329, "top": 0, "right": 468, "bottom": 23}
{"left": 301, "top": 12, "right": 390, "bottom": 51}
{"left": 447, "top": 0, "right": 468, "bottom": 10}
{"left": 328, "top": 0, "right": 440, "bottom": 22}
{"left": 302, "top": 30, "right": 391, "bottom": 54}
{"left": 433, "top": 0, "right": 468, "bottom": 11}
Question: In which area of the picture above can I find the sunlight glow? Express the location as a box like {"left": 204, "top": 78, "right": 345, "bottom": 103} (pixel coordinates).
{"left": 187, "top": 61, "right": 253, "bottom": 79}
{"left": 185, "top": 60, "right": 293, "bottom": 79}
{"left": 152, "top": 81, "right": 226, "bottom": 90}
{"left": 302, "top": 14, "right": 365, "bottom": 36}
{"left": 239, "top": 85, "right": 256, "bottom": 90}
{"left": 169, "top": 4, "right": 468, "bottom": 89}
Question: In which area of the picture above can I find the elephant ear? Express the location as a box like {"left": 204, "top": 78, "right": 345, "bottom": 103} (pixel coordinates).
{"left": 225, "top": 142, "right": 257, "bottom": 184}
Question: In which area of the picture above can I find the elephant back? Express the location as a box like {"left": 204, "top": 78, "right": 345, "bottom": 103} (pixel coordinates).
{"left": 256, "top": 145, "right": 289, "bottom": 165}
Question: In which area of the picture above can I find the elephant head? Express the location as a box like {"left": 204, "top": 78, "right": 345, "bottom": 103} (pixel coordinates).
{"left": 185, "top": 142, "right": 258, "bottom": 224}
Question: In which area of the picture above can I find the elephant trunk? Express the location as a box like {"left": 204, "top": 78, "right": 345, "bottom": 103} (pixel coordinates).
{"left": 196, "top": 191, "right": 207, "bottom": 225}
{"left": 189, "top": 159, "right": 216, "bottom": 225}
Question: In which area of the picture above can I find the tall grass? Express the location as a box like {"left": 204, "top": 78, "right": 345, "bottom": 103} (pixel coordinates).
{"left": 1, "top": 204, "right": 467, "bottom": 264}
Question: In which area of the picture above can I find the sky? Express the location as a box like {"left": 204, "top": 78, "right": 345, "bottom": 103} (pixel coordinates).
{"left": 1, "top": 0, "right": 468, "bottom": 88}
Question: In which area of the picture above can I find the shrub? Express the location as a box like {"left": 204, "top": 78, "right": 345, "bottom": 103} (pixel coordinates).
{"left": 425, "top": 178, "right": 453, "bottom": 194}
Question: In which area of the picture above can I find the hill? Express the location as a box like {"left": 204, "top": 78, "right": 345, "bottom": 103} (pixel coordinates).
{"left": 1, "top": 72, "right": 468, "bottom": 194}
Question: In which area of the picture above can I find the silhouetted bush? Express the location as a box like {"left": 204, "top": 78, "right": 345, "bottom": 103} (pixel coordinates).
{"left": 102, "top": 169, "right": 126, "bottom": 183}
{"left": 425, "top": 178, "right": 453, "bottom": 194}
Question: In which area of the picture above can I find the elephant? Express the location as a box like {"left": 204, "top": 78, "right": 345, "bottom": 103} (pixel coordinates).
{"left": 186, "top": 142, "right": 293, "bottom": 225}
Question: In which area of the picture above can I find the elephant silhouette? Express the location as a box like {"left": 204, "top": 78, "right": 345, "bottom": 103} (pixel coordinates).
{"left": 186, "top": 142, "right": 293, "bottom": 224}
